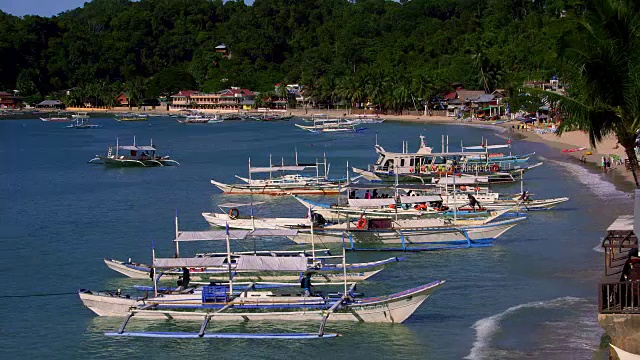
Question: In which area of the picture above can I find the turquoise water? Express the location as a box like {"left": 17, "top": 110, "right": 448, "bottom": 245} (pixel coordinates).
{"left": 0, "top": 117, "right": 631, "bottom": 359}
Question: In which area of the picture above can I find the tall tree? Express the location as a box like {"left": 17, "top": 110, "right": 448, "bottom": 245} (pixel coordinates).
{"left": 551, "top": 0, "right": 640, "bottom": 187}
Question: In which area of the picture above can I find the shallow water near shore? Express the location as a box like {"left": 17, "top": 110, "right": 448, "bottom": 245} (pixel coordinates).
{"left": 0, "top": 116, "right": 631, "bottom": 359}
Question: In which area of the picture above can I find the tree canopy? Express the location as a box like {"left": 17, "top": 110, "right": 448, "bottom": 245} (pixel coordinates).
{"left": 0, "top": 0, "right": 588, "bottom": 102}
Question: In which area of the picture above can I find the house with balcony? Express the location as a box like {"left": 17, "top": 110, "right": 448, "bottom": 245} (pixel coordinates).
{"left": 169, "top": 88, "right": 255, "bottom": 111}
{"left": 599, "top": 208, "right": 640, "bottom": 358}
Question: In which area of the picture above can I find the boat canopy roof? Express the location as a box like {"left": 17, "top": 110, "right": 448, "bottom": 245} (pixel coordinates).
{"left": 235, "top": 255, "right": 307, "bottom": 271}
{"left": 462, "top": 144, "right": 510, "bottom": 151}
{"left": 249, "top": 165, "right": 316, "bottom": 173}
{"left": 174, "top": 229, "right": 299, "bottom": 242}
{"left": 348, "top": 198, "right": 395, "bottom": 208}
{"left": 217, "top": 202, "right": 266, "bottom": 208}
{"left": 399, "top": 195, "right": 442, "bottom": 203}
{"left": 118, "top": 145, "right": 156, "bottom": 151}
{"left": 153, "top": 257, "right": 226, "bottom": 268}
{"left": 345, "top": 183, "right": 437, "bottom": 191}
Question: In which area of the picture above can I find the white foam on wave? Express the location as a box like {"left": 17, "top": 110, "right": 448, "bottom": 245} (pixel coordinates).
{"left": 593, "top": 238, "right": 605, "bottom": 253}
{"left": 465, "top": 296, "right": 588, "bottom": 360}
{"left": 542, "top": 157, "right": 631, "bottom": 200}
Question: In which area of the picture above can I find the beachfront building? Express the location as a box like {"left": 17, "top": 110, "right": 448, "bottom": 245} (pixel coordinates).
{"left": 443, "top": 88, "right": 488, "bottom": 118}
{"left": 599, "top": 209, "right": 640, "bottom": 358}
{"left": 115, "top": 92, "right": 131, "bottom": 107}
{"left": 0, "top": 91, "right": 22, "bottom": 109}
{"left": 36, "top": 99, "right": 64, "bottom": 109}
{"left": 169, "top": 88, "right": 255, "bottom": 111}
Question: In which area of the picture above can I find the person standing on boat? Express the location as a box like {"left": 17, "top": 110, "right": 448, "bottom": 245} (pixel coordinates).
{"left": 177, "top": 267, "right": 190, "bottom": 290}
{"left": 301, "top": 271, "right": 315, "bottom": 296}
{"left": 467, "top": 194, "right": 481, "bottom": 211}
{"left": 519, "top": 191, "right": 531, "bottom": 202}
{"left": 364, "top": 190, "right": 371, "bottom": 199}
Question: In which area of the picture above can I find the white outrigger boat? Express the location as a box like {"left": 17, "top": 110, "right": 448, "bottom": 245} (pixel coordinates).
{"left": 203, "top": 201, "right": 525, "bottom": 251}
{"left": 352, "top": 135, "right": 541, "bottom": 183}
{"left": 72, "top": 111, "right": 90, "bottom": 119}
{"left": 296, "top": 114, "right": 365, "bottom": 133}
{"left": 106, "top": 215, "right": 401, "bottom": 283}
{"left": 79, "top": 229, "right": 445, "bottom": 338}
{"left": 210, "top": 154, "right": 349, "bottom": 195}
{"left": 115, "top": 113, "right": 148, "bottom": 121}
{"left": 289, "top": 215, "right": 526, "bottom": 251}
{"left": 88, "top": 137, "right": 180, "bottom": 167}
{"left": 40, "top": 112, "right": 71, "bottom": 122}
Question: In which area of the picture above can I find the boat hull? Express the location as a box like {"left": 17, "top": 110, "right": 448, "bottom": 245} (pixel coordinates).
{"left": 104, "top": 258, "right": 383, "bottom": 283}
{"left": 210, "top": 180, "right": 344, "bottom": 195}
{"left": 79, "top": 280, "right": 444, "bottom": 323}
{"left": 289, "top": 217, "right": 525, "bottom": 246}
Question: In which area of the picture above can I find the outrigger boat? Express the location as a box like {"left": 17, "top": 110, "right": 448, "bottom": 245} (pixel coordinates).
{"left": 72, "top": 111, "right": 90, "bottom": 119}
{"left": 65, "top": 118, "right": 101, "bottom": 129}
{"left": 286, "top": 215, "right": 526, "bottom": 251}
{"left": 210, "top": 154, "right": 349, "bottom": 195}
{"left": 88, "top": 137, "right": 180, "bottom": 167}
{"left": 104, "top": 219, "right": 402, "bottom": 283}
{"left": 115, "top": 113, "right": 148, "bottom": 121}
{"left": 40, "top": 112, "right": 71, "bottom": 122}
{"left": 177, "top": 112, "right": 222, "bottom": 124}
{"left": 79, "top": 229, "right": 445, "bottom": 339}
{"left": 296, "top": 114, "right": 366, "bottom": 133}
{"left": 352, "top": 135, "right": 542, "bottom": 183}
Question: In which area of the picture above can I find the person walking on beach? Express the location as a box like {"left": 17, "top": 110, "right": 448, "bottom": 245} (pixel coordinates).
{"left": 601, "top": 156, "right": 607, "bottom": 172}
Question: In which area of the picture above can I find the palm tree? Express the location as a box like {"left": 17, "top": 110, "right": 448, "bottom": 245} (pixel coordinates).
{"left": 125, "top": 78, "right": 146, "bottom": 109}
{"left": 546, "top": 0, "right": 640, "bottom": 187}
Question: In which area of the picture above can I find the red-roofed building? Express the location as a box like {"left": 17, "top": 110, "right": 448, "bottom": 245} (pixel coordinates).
{"left": 170, "top": 88, "right": 255, "bottom": 111}
{"left": 0, "top": 91, "right": 22, "bottom": 109}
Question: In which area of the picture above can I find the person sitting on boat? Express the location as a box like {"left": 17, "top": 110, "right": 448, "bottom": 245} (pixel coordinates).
{"left": 349, "top": 190, "right": 356, "bottom": 199}
{"left": 372, "top": 189, "right": 379, "bottom": 198}
{"left": 177, "top": 267, "right": 191, "bottom": 291}
{"left": 519, "top": 191, "right": 531, "bottom": 202}
{"left": 467, "top": 194, "right": 481, "bottom": 211}
{"left": 301, "top": 271, "right": 315, "bottom": 296}
{"left": 364, "top": 190, "right": 371, "bottom": 199}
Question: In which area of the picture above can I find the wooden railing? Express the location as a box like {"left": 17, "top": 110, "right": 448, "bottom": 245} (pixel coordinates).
{"left": 600, "top": 281, "right": 640, "bottom": 314}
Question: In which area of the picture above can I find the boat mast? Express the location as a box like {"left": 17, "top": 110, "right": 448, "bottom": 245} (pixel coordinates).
{"left": 324, "top": 152, "right": 327, "bottom": 180}
{"left": 225, "top": 224, "right": 233, "bottom": 295}
{"left": 174, "top": 210, "right": 180, "bottom": 257}
{"left": 309, "top": 207, "right": 316, "bottom": 260}
{"left": 248, "top": 158, "right": 252, "bottom": 183}
{"left": 152, "top": 241, "right": 157, "bottom": 297}
{"left": 116, "top": 137, "right": 119, "bottom": 158}
{"left": 342, "top": 247, "right": 347, "bottom": 297}
{"left": 453, "top": 168, "right": 457, "bottom": 223}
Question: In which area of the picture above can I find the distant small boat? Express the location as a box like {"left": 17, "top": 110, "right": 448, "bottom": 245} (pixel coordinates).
{"left": 115, "top": 113, "right": 148, "bottom": 121}
{"left": 72, "top": 112, "right": 90, "bottom": 119}
{"left": 88, "top": 137, "right": 179, "bottom": 167}
{"left": 66, "top": 118, "right": 101, "bottom": 129}
{"left": 561, "top": 147, "right": 586, "bottom": 153}
{"left": 40, "top": 113, "right": 71, "bottom": 122}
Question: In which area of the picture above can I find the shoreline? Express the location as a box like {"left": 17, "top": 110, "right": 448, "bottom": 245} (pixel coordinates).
{"left": 5, "top": 106, "right": 635, "bottom": 190}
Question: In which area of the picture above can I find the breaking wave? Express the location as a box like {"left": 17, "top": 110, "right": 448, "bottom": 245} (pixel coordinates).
{"left": 543, "top": 157, "right": 631, "bottom": 200}
{"left": 465, "top": 296, "right": 598, "bottom": 360}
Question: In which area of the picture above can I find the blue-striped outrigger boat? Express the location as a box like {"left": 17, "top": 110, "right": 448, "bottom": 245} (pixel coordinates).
{"left": 80, "top": 236, "right": 445, "bottom": 339}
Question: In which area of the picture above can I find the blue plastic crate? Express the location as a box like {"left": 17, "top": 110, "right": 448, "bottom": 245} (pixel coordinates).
{"left": 202, "top": 285, "right": 228, "bottom": 303}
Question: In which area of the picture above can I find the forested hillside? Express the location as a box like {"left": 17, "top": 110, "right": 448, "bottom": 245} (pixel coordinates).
{"left": 0, "top": 0, "right": 585, "bottom": 105}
